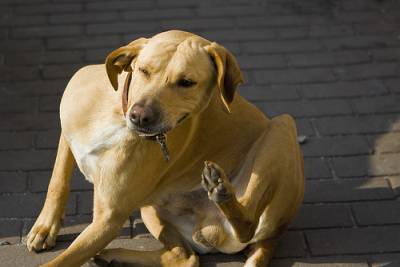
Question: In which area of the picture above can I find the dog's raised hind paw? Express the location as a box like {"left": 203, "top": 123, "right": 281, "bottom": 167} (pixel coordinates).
{"left": 201, "top": 161, "right": 234, "bottom": 203}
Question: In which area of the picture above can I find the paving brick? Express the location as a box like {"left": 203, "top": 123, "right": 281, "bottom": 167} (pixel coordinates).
{"left": 14, "top": 3, "right": 82, "bottom": 15}
{"left": 35, "top": 130, "right": 60, "bottom": 149}
{"left": 239, "top": 85, "right": 298, "bottom": 101}
{"left": 354, "top": 21, "right": 398, "bottom": 35}
{"left": 309, "top": 24, "right": 355, "bottom": 37}
{"left": 1, "top": 80, "right": 64, "bottom": 97}
{"left": 0, "top": 220, "right": 22, "bottom": 244}
{"left": 295, "top": 118, "right": 315, "bottom": 137}
{"left": 298, "top": 80, "right": 388, "bottom": 99}
{"left": 334, "top": 63, "right": 399, "bottom": 81}
{"left": 276, "top": 27, "right": 309, "bottom": 40}
{"left": 352, "top": 95, "right": 400, "bottom": 114}
{"left": 12, "top": 25, "right": 82, "bottom": 38}
{"left": 9, "top": 49, "right": 83, "bottom": 67}
{"left": 0, "top": 65, "right": 39, "bottom": 82}
{"left": 271, "top": 259, "right": 369, "bottom": 267}
{"left": 49, "top": 12, "right": 119, "bottom": 25}
{"left": 304, "top": 178, "right": 394, "bottom": 203}
{"left": 0, "top": 14, "right": 47, "bottom": 27}
{"left": 78, "top": 191, "right": 93, "bottom": 214}
{"left": 0, "top": 132, "right": 33, "bottom": 150}
{"left": 47, "top": 35, "right": 121, "bottom": 50}
{"left": 383, "top": 78, "right": 400, "bottom": 93}
{"left": 306, "top": 226, "right": 400, "bottom": 255}
{"left": 333, "top": 154, "right": 400, "bottom": 177}
{"left": 335, "top": 11, "right": 382, "bottom": 22}
{"left": 257, "top": 99, "right": 352, "bottom": 118}
{"left": 275, "top": 231, "right": 306, "bottom": 258}
{"left": 4, "top": 51, "right": 43, "bottom": 66}
{"left": 371, "top": 48, "right": 400, "bottom": 62}
{"left": 42, "top": 64, "right": 81, "bottom": 79}
{"left": 322, "top": 35, "right": 400, "bottom": 50}
{"left": 352, "top": 201, "right": 400, "bottom": 226}
{"left": 368, "top": 133, "right": 400, "bottom": 153}
{"left": 368, "top": 154, "right": 400, "bottom": 176}
{"left": 201, "top": 29, "right": 275, "bottom": 42}
{"left": 238, "top": 16, "right": 308, "bottom": 27}
{"left": 0, "top": 150, "right": 56, "bottom": 171}
{"left": 315, "top": 115, "right": 395, "bottom": 135}
{"left": 291, "top": 204, "right": 353, "bottom": 229}
{"left": 0, "top": 194, "right": 45, "bottom": 218}
{"left": 0, "top": 172, "right": 27, "bottom": 193}
{"left": 368, "top": 254, "right": 400, "bottom": 267}
{"left": 39, "top": 96, "right": 61, "bottom": 112}
{"left": 0, "top": 0, "right": 400, "bottom": 264}
{"left": 237, "top": 54, "right": 287, "bottom": 70}
{"left": 243, "top": 40, "right": 323, "bottom": 54}
{"left": 86, "top": 0, "right": 154, "bottom": 11}
{"left": 0, "top": 96, "right": 37, "bottom": 113}
{"left": 388, "top": 176, "right": 400, "bottom": 196}
{"left": 0, "top": 113, "right": 60, "bottom": 131}
{"left": 254, "top": 68, "right": 336, "bottom": 85}
{"left": 304, "top": 158, "right": 332, "bottom": 179}
{"left": 86, "top": 22, "right": 158, "bottom": 35}
{"left": 161, "top": 18, "right": 235, "bottom": 31}
{"left": 301, "top": 136, "right": 370, "bottom": 157}
{"left": 133, "top": 217, "right": 149, "bottom": 236}
{"left": 0, "top": 39, "right": 44, "bottom": 52}
{"left": 288, "top": 51, "right": 370, "bottom": 68}
{"left": 196, "top": 6, "right": 265, "bottom": 17}
{"left": 122, "top": 8, "right": 195, "bottom": 21}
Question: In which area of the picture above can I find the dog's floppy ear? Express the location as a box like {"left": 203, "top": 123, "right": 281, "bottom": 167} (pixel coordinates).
{"left": 105, "top": 37, "right": 148, "bottom": 91}
{"left": 205, "top": 42, "right": 244, "bottom": 113}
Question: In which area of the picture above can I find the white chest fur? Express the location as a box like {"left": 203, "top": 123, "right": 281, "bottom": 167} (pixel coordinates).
{"left": 67, "top": 124, "right": 132, "bottom": 183}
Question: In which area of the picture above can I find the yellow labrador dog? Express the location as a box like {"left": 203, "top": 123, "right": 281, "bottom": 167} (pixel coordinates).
{"left": 27, "top": 30, "right": 304, "bottom": 267}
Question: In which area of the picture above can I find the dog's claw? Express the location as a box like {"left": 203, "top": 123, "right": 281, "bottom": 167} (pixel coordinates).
{"left": 202, "top": 161, "right": 233, "bottom": 202}
{"left": 26, "top": 214, "right": 60, "bottom": 252}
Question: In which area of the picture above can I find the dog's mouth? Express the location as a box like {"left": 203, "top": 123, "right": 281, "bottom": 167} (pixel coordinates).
{"left": 134, "top": 113, "right": 189, "bottom": 138}
{"left": 129, "top": 113, "right": 189, "bottom": 162}
{"left": 135, "top": 127, "right": 171, "bottom": 138}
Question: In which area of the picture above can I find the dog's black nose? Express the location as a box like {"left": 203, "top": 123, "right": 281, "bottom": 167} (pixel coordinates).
{"left": 129, "top": 103, "right": 157, "bottom": 128}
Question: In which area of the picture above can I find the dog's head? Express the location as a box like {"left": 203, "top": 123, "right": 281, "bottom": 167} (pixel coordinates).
{"left": 105, "top": 30, "right": 243, "bottom": 136}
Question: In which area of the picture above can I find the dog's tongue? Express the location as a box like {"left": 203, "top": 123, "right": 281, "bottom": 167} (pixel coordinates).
{"left": 155, "top": 133, "right": 170, "bottom": 162}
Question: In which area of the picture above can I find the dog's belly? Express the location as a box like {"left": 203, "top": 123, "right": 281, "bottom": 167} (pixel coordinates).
{"left": 156, "top": 188, "right": 272, "bottom": 255}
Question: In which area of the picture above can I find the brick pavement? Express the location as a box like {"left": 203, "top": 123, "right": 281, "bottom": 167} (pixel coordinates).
{"left": 0, "top": 0, "right": 400, "bottom": 266}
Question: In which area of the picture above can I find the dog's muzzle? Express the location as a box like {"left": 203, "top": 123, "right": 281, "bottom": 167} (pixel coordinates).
{"left": 121, "top": 71, "right": 170, "bottom": 162}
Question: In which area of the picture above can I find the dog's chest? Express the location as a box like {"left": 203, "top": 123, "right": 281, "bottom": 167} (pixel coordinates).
{"left": 67, "top": 124, "right": 134, "bottom": 183}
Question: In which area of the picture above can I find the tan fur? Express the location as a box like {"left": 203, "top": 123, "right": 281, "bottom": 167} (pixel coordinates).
{"left": 27, "top": 30, "right": 304, "bottom": 267}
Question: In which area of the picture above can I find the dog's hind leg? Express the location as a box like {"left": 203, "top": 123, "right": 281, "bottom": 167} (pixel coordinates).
{"left": 202, "top": 115, "right": 304, "bottom": 244}
{"left": 94, "top": 205, "right": 199, "bottom": 267}
{"left": 243, "top": 238, "right": 277, "bottom": 267}
{"left": 27, "top": 133, "right": 75, "bottom": 252}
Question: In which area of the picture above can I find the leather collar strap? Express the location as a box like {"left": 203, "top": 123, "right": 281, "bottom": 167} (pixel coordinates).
{"left": 122, "top": 71, "right": 133, "bottom": 116}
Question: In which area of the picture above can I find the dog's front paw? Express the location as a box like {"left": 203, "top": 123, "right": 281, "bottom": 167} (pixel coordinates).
{"left": 201, "top": 161, "right": 234, "bottom": 203}
{"left": 26, "top": 212, "right": 61, "bottom": 252}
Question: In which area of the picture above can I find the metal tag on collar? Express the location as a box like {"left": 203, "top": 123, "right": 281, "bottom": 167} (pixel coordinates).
{"left": 155, "top": 134, "right": 170, "bottom": 162}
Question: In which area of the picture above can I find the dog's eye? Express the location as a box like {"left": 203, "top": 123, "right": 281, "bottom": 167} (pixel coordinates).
{"left": 139, "top": 67, "right": 150, "bottom": 77}
{"left": 177, "top": 79, "right": 196, "bottom": 88}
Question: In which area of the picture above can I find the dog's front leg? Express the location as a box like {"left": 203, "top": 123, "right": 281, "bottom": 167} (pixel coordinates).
{"left": 40, "top": 192, "right": 130, "bottom": 267}
{"left": 27, "top": 134, "right": 75, "bottom": 252}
